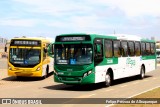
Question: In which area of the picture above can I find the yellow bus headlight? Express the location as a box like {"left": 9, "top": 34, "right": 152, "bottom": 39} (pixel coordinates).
{"left": 8, "top": 65, "right": 12, "bottom": 70}
{"left": 36, "top": 67, "right": 41, "bottom": 71}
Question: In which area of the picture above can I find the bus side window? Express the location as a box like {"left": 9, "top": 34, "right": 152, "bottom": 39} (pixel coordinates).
{"left": 113, "top": 40, "right": 121, "bottom": 57}
{"left": 151, "top": 43, "right": 155, "bottom": 55}
{"left": 105, "top": 40, "right": 113, "bottom": 58}
{"left": 128, "top": 41, "right": 135, "bottom": 56}
{"left": 121, "top": 41, "right": 128, "bottom": 57}
{"left": 141, "top": 42, "right": 146, "bottom": 56}
{"left": 135, "top": 42, "right": 141, "bottom": 56}
{"left": 146, "top": 43, "right": 151, "bottom": 55}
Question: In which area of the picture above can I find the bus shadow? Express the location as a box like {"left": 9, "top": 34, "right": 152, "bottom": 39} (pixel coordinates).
{"left": 44, "top": 75, "right": 153, "bottom": 91}
{"left": 2, "top": 72, "right": 53, "bottom": 82}
{"left": 112, "top": 75, "right": 152, "bottom": 86}
{"left": 44, "top": 83, "right": 105, "bottom": 91}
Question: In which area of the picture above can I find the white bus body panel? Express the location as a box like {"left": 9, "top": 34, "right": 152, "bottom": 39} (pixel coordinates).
{"left": 42, "top": 57, "right": 54, "bottom": 76}
{"left": 94, "top": 56, "right": 152, "bottom": 83}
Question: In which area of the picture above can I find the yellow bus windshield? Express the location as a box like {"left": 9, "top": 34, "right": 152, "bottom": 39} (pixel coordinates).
{"left": 9, "top": 48, "right": 41, "bottom": 67}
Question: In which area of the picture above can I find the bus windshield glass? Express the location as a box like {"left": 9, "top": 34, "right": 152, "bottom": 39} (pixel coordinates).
{"left": 9, "top": 48, "right": 41, "bottom": 67}
{"left": 55, "top": 44, "right": 92, "bottom": 65}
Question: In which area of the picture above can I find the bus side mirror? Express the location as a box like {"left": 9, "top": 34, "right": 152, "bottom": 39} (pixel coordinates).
{"left": 47, "top": 43, "right": 54, "bottom": 58}
{"left": 44, "top": 48, "right": 47, "bottom": 53}
{"left": 5, "top": 47, "right": 7, "bottom": 52}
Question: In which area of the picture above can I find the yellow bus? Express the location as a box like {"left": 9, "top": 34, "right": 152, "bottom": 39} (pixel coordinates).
{"left": 5, "top": 37, "right": 54, "bottom": 78}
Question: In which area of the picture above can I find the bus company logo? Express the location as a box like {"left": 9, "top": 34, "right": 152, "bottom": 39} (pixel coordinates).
{"left": 126, "top": 58, "right": 136, "bottom": 67}
{"left": 1, "top": 99, "right": 42, "bottom": 104}
{"left": 2, "top": 99, "right": 11, "bottom": 104}
{"left": 107, "top": 59, "right": 113, "bottom": 64}
{"left": 67, "top": 69, "right": 73, "bottom": 72}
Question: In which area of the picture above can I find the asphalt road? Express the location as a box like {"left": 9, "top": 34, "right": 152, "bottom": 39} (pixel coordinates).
{"left": 0, "top": 58, "right": 160, "bottom": 107}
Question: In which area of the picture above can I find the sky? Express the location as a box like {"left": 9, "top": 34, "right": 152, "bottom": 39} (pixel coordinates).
{"left": 0, "top": 0, "right": 160, "bottom": 40}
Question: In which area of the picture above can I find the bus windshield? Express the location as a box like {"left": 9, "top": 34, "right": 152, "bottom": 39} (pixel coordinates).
{"left": 9, "top": 48, "right": 41, "bottom": 67}
{"left": 55, "top": 44, "right": 93, "bottom": 65}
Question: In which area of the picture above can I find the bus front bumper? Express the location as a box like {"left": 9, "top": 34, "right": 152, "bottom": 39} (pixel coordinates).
{"left": 8, "top": 70, "right": 42, "bottom": 77}
{"left": 54, "top": 72, "right": 95, "bottom": 85}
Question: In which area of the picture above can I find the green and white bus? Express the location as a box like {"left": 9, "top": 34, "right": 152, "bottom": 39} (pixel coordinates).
{"left": 48, "top": 34, "right": 156, "bottom": 86}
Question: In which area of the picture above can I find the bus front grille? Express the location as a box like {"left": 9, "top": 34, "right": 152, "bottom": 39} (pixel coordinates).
{"left": 59, "top": 76, "right": 82, "bottom": 82}
{"left": 56, "top": 65, "right": 84, "bottom": 71}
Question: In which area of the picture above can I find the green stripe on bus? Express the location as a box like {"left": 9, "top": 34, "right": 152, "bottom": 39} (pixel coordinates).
{"left": 98, "top": 57, "right": 118, "bottom": 66}
{"left": 141, "top": 39, "right": 155, "bottom": 43}
{"left": 142, "top": 55, "right": 156, "bottom": 60}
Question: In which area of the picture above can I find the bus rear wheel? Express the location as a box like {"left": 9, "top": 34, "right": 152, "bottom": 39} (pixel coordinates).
{"left": 104, "top": 72, "right": 111, "bottom": 87}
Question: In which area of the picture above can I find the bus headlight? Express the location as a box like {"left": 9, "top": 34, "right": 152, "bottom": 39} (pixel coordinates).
{"left": 8, "top": 65, "right": 12, "bottom": 70}
{"left": 83, "top": 73, "right": 87, "bottom": 78}
{"left": 36, "top": 67, "right": 40, "bottom": 71}
{"left": 83, "top": 70, "right": 92, "bottom": 78}
{"left": 88, "top": 71, "right": 92, "bottom": 75}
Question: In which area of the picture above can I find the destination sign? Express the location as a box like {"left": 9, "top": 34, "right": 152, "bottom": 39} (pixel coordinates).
{"left": 55, "top": 35, "right": 91, "bottom": 42}
{"left": 10, "top": 40, "right": 41, "bottom": 46}
{"left": 60, "top": 37, "right": 85, "bottom": 41}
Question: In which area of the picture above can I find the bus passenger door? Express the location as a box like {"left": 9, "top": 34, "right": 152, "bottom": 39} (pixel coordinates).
{"left": 94, "top": 39, "right": 105, "bottom": 83}
{"left": 94, "top": 44, "right": 103, "bottom": 65}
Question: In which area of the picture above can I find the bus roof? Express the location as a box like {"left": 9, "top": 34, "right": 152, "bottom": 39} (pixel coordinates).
{"left": 57, "top": 33, "right": 117, "bottom": 41}
{"left": 57, "top": 33, "right": 155, "bottom": 42}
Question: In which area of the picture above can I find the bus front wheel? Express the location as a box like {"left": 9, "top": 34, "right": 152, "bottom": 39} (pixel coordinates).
{"left": 43, "top": 66, "right": 49, "bottom": 79}
{"left": 139, "top": 66, "right": 145, "bottom": 79}
{"left": 16, "top": 76, "right": 23, "bottom": 80}
{"left": 104, "top": 72, "right": 111, "bottom": 87}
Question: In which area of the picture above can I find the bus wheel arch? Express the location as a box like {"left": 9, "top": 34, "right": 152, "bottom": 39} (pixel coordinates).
{"left": 104, "top": 68, "right": 113, "bottom": 87}
{"left": 139, "top": 64, "right": 145, "bottom": 79}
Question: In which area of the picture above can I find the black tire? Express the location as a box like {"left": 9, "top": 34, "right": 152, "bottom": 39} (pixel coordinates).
{"left": 139, "top": 66, "right": 145, "bottom": 79}
{"left": 16, "top": 76, "right": 23, "bottom": 80}
{"left": 104, "top": 72, "right": 112, "bottom": 87}
{"left": 43, "top": 66, "right": 49, "bottom": 79}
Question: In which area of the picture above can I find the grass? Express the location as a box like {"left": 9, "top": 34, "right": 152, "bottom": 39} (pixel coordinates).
{"left": 113, "top": 87, "right": 160, "bottom": 107}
